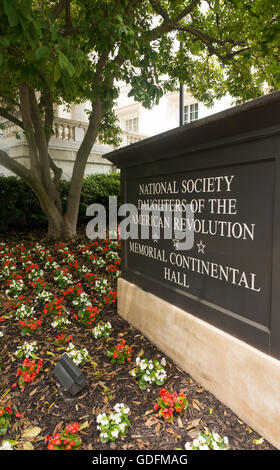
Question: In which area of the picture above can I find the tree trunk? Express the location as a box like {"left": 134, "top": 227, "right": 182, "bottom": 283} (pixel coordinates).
{"left": 65, "top": 98, "right": 103, "bottom": 233}
{"left": 0, "top": 92, "right": 104, "bottom": 241}
{"left": 47, "top": 214, "right": 76, "bottom": 241}
{"left": 0, "top": 149, "right": 77, "bottom": 241}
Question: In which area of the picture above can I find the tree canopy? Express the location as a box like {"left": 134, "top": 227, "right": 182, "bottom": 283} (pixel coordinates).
{"left": 0, "top": 0, "right": 279, "bottom": 238}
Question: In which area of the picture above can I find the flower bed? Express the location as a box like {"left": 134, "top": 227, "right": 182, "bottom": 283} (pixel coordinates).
{"left": 0, "top": 229, "right": 274, "bottom": 451}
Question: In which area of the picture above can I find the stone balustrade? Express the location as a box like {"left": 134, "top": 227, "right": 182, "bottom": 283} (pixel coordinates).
{"left": 0, "top": 116, "right": 147, "bottom": 148}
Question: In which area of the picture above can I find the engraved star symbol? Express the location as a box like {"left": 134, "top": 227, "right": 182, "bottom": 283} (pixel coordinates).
{"left": 152, "top": 233, "right": 159, "bottom": 243}
{"left": 197, "top": 240, "right": 206, "bottom": 254}
{"left": 172, "top": 238, "right": 180, "bottom": 249}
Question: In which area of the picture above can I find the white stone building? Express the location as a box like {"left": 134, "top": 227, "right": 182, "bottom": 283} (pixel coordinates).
{"left": 0, "top": 86, "right": 232, "bottom": 179}
{"left": 114, "top": 82, "right": 232, "bottom": 136}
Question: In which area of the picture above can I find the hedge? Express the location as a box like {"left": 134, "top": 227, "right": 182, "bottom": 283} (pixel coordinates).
{"left": 0, "top": 172, "right": 120, "bottom": 231}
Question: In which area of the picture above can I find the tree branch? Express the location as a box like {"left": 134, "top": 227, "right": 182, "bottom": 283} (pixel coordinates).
{"left": 0, "top": 149, "right": 33, "bottom": 185}
{"left": 173, "top": 0, "right": 201, "bottom": 23}
{"left": 39, "top": 86, "right": 54, "bottom": 144}
{"left": 0, "top": 108, "right": 23, "bottom": 129}
{"left": 28, "top": 88, "right": 61, "bottom": 208}
{"left": 148, "top": 0, "right": 201, "bottom": 39}
{"left": 49, "top": 153, "right": 63, "bottom": 186}
{"left": 19, "top": 84, "right": 41, "bottom": 179}
{"left": 65, "top": 97, "right": 103, "bottom": 225}
{"left": 149, "top": 0, "right": 170, "bottom": 21}
{"left": 64, "top": 48, "right": 119, "bottom": 226}
{"left": 65, "top": 0, "right": 72, "bottom": 27}
{"left": 176, "top": 25, "right": 246, "bottom": 48}
{"left": 51, "top": 0, "right": 72, "bottom": 20}
{"left": 91, "top": 51, "right": 110, "bottom": 90}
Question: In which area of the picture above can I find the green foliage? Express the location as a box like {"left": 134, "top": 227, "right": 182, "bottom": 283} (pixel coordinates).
{"left": 0, "top": 175, "right": 45, "bottom": 227}
{"left": 0, "top": 0, "right": 279, "bottom": 127}
{"left": 79, "top": 173, "right": 121, "bottom": 214}
{"left": 0, "top": 173, "right": 120, "bottom": 229}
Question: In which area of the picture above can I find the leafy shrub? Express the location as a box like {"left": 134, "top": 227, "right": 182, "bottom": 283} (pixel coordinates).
{"left": 0, "top": 172, "right": 120, "bottom": 230}
{"left": 0, "top": 176, "right": 46, "bottom": 228}
{"left": 79, "top": 172, "right": 121, "bottom": 215}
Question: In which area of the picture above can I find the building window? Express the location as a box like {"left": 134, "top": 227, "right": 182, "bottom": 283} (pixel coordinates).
{"left": 125, "top": 117, "right": 139, "bottom": 133}
{"left": 183, "top": 103, "right": 199, "bottom": 124}
{"left": 190, "top": 103, "right": 199, "bottom": 122}
{"left": 183, "top": 105, "right": 189, "bottom": 125}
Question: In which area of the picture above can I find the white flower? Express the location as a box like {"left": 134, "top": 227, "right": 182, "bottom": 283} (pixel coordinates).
{"left": 212, "top": 432, "right": 220, "bottom": 442}
{"left": 114, "top": 403, "right": 123, "bottom": 412}
{"left": 198, "top": 435, "right": 206, "bottom": 444}
{"left": 113, "top": 416, "right": 121, "bottom": 425}
{"left": 16, "top": 340, "right": 37, "bottom": 358}
{"left": 51, "top": 316, "right": 71, "bottom": 328}
{"left": 96, "top": 413, "right": 106, "bottom": 424}
{"left": 193, "top": 439, "right": 199, "bottom": 448}
{"left": 0, "top": 441, "right": 13, "bottom": 450}
{"left": 111, "top": 430, "right": 119, "bottom": 438}
{"left": 119, "top": 423, "right": 126, "bottom": 432}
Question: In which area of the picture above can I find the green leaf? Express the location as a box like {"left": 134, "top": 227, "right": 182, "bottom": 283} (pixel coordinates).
{"left": 7, "top": 12, "right": 19, "bottom": 27}
{"left": 1, "top": 388, "right": 11, "bottom": 399}
{"left": 3, "top": 439, "right": 18, "bottom": 447}
{"left": 0, "top": 53, "right": 3, "bottom": 67}
{"left": 54, "top": 63, "right": 61, "bottom": 82}
{"left": 58, "top": 51, "right": 69, "bottom": 70}
{"left": 3, "top": 0, "right": 19, "bottom": 27}
{"left": 67, "top": 61, "right": 75, "bottom": 77}
{"left": 35, "top": 46, "right": 49, "bottom": 60}
{"left": 3, "top": 0, "right": 13, "bottom": 15}
{"left": 0, "top": 37, "right": 10, "bottom": 47}
{"left": 0, "top": 427, "right": 8, "bottom": 436}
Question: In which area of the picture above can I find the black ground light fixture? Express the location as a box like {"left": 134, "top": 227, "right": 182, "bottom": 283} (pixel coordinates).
{"left": 54, "top": 353, "right": 88, "bottom": 396}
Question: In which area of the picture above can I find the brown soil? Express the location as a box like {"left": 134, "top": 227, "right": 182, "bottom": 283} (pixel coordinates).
{"left": 0, "top": 227, "right": 275, "bottom": 451}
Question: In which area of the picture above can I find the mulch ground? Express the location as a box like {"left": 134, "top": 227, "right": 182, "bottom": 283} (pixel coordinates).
{"left": 0, "top": 226, "right": 275, "bottom": 451}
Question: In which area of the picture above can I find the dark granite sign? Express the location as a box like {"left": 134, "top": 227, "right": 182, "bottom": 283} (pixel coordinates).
{"left": 105, "top": 92, "right": 280, "bottom": 359}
